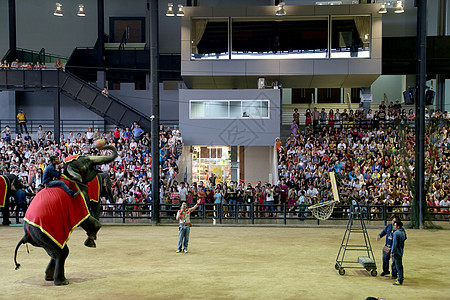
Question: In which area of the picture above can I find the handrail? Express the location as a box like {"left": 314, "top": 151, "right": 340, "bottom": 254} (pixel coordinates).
{"left": 62, "top": 69, "right": 151, "bottom": 121}
{"left": 88, "top": 203, "right": 450, "bottom": 225}
{"left": 2, "top": 47, "right": 68, "bottom": 63}
{"left": 119, "top": 30, "right": 127, "bottom": 50}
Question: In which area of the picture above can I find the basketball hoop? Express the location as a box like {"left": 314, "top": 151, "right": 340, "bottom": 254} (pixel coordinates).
{"left": 308, "top": 200, "right": 338, "bottom": 220}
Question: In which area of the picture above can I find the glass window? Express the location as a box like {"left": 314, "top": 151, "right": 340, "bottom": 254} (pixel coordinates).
{"left": 331, "top": 16, "right": 370, "bottom": 58}
{"left": 190, "top": 100, "right": 270, "bottom": 119}
{"left": 205, "top": 101, "right": 228, "bottom": 118}
{"left": 230, "top": 101, "right": 242, "bottom": 118}
{"left": 190, "top": 101, "right": 205, "bottom": 118}
{"left": 191, "top": 18, "right": 229, "bottom": 60}
{"left": 231, "top": 17, "right": 328, "bottom": 59}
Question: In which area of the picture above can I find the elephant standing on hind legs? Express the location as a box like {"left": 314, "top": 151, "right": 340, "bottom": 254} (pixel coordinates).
{"left": 14, "top": 141, "right": 117, "bottom": 285}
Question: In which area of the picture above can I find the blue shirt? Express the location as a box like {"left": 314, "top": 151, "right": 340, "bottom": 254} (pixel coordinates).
{"left": 132, "top": 127, "right": 144, "bottom": 138}
{"left": 43, "top": 164, "right": 61, "bottom": 185}
{"left": 378, "top": 223, "right": 394, "bottom": 247}
{"left": 14, "top": 190, "right": 27, "bottom": 204}
{"left": 391, "top": 228, "right": 407, "bottom": 257}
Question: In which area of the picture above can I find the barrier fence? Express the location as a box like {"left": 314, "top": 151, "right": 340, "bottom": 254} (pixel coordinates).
{"left": 88, "top": 203, "right": 450, "bottom": 225}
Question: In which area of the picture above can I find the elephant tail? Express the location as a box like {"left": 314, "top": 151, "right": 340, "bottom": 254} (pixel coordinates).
{"left": 14, "top": 235, "right": 27, "bottom": 270}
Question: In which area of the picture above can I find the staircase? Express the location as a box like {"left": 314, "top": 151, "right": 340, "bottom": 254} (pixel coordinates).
{"left": 0, "top": 69, "right": 152, "bottom": 131}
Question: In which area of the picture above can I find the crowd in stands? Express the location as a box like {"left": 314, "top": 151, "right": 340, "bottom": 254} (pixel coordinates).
{"left": 277, "top": 103, "right": 450, "bottom": 220}
{"left": 2, "top": 101, "right": 450, "bottom": 222}
{"left": 0, "top": 122, "right": 183, "bottom": 220}
{"left": 1, "top": 58, "right": 64, "bottom": 70}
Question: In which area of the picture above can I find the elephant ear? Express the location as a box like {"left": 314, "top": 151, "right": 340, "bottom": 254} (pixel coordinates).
{"left": 66, "top": 165, "right": 82, "bottom": 183}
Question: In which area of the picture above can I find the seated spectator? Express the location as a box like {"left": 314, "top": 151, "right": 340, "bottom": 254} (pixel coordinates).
{"left": 1, "top": 60, "right": 10, "bottom": 69}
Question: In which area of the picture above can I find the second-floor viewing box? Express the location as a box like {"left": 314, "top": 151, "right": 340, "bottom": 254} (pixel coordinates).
{"left": 181, "top": 4, "right": 382, "bottom": 89}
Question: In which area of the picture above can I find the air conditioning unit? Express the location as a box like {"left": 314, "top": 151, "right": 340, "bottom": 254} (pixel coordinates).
{"left": 258, "top": 78, "right": 265, "bottom": 89}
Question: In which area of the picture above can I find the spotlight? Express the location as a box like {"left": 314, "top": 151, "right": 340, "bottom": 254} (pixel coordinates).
{"left": 378, "top": 3, "right": 387, "bottom": 14}
{"left": 54, "top": 2, "right": 63, "bottom": 17}
{"left": 177, "top": 4, "right": 185, "bottom": 17}
{"left": 166, "top": 3, "right": 175, "bottom": 17}
{"left": 276, "top": 2, "right": 286, "bottom": 16}
{"left": 394, "top": 0, "right": 404, "bottom": 13}
{"left": 77, "top": 4, "right": 85, "bottom": 17}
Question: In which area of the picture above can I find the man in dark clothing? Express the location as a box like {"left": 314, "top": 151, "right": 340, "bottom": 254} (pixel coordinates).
{"left": 391, "top": 220, "right": 407, "bottom": 285}
{"left": 209, "top": 172, "right": 217, "bottom": 187}
{"left": 14, "top": 185, "right": 29, "bottom": 224}
{"left": 43, "top": 156, "right": 78, "bottom": 197}
{"left": 376, "top": 216, "right": 398, "bottom": 276}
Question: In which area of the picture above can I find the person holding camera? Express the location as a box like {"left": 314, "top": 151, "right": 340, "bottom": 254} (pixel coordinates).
{"left": 176, "top": 199, "right": 201, "bottom": 253}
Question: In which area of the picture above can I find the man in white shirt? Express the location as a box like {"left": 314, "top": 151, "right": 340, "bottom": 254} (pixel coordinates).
{"left": 178, "top": 182, "right": 188, "bottom": 202}
{"left": 176, "top": 199, "right": 201, "bottom": 253}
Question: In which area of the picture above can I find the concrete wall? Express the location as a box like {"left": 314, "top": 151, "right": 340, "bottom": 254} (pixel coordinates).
{"left": 0, "top": 91, "right": 16, "bottom": 121}
{"left": 179, "top": 89, "right": 281, "bottom": 146}
{"left": 15, "top": 90, "right": 104, "bottom": 122}
{"left": 370, "top": 75, "right": 404, "bottom": 104}
{"left": 242, "top": 146, "right": 272, "bottom": 183}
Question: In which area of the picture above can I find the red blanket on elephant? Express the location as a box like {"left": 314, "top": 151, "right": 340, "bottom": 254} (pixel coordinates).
{"left": 24, "top": 178, "right": 89, "bottom": 249}
{"left": 88, "top": 176, "right": 100, "bottom": 203}
{"left": 0, "top": 176, "right": 7, "bottom": 207}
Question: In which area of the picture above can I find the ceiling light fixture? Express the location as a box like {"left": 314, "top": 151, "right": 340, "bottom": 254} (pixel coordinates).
{"left": 177, "top": 4, "right": 185, "bottom": 17}
{"left": 394, "top": 0, "right": 404, "bottom": 13}
{"left": 166, "top": 3, "right": 175, "bottom": 17}
{"left": 276, "top": 2, "right": 286, "bottom": 16}
{"left": 378, "top": 3, "right": 387, "bottom": 14}
{"left": 54, "top": 2, "right": 63, "bottom": 17}
{"left": 77, "top": 4, "right": 85, "bottom": 17}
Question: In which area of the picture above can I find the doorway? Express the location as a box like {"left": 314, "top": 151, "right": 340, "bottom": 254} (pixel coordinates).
{"left": 109, "top": 17, "right": 145, "bottom": 43}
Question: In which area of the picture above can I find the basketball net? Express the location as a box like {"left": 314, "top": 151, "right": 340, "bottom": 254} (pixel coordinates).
{"left": 308, "top": 172, "right": 340, "bottom": 220}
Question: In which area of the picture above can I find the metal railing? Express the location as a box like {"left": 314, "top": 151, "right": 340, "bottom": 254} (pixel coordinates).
{"left": 91, "top": 203, "right": 450, "bottom": 225}
{"left": 0, "top": 119, "right": 106, "bottom": 136}
{"left": 2, "top": 47, "right": 68, "bottom": 64}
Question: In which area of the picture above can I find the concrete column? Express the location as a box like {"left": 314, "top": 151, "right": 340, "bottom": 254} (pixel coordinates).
{"left": 361, "top": 87, "right": 371, "bottom": 112}
{"left": 96, "top": 71, "right": 106, "bottom": 89}
{"left": 230, "top": 146, "right": 238, "bottom": 182}
{"left": 8, "top": 0, "right": 16, "bottom": 60}
{"left": 436, "top": 0, "right": 447, "bottom": 111}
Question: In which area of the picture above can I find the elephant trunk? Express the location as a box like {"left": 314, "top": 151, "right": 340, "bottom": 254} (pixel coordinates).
{"left": 88, "top": 145, "right": 118, "bottom": 166}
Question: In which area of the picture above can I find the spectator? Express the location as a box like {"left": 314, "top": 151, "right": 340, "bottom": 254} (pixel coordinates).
{"left": 17, "top": 109, "right": 28, "bottom": 133}
{"left": 101, "top": 87, "right": 109, "bottom": 97}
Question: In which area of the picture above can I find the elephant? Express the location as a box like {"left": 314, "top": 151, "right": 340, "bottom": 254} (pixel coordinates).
{"left": 14, "top": 142, "right": 117, "bottom": 285}
{"left": 87, "top": 172, "right": 114, "bottom": 220}
{"left": 0, "top": 174, "right": 23, "bottom": 225}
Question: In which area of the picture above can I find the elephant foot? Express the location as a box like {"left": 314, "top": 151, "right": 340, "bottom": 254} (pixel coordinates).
{"left": 2, "top": 221, "right": 11, "bottom": 226}
{"left": 84, "top": 237, "right": 96, "bottom": 248}
{"left": 45, "top": 275, "right": 54, "bottom": 281}
{"left": 54, "top": 279, "right": 69, "bottom": 286}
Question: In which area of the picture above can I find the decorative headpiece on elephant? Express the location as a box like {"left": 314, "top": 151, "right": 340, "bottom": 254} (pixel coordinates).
{"left": 14, "top": 140, "right": 117, "bottom": 285}
{"left": 87, "top": 172, "right": 115, "bottom": 220}
{"left": 0, "top": 174, "right": 23, "bottom": 226}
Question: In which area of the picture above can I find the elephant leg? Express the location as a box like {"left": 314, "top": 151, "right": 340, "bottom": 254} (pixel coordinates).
{"left": 53, "top": 245, "right": 69, "bottom": 285}
{"left": 80, "top": 216, "right": 102, "bottom": 248}
{"left": 45, "top": 258, "right": 56, "bottom": 281}
{"left": 89, "top": 201, "right": 101, "bottom": 221}
{"left": 2, "top": 200, "right": 11, "bottom": 225}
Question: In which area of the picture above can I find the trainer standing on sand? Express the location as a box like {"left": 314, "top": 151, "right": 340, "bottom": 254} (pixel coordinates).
{"left": 176, "top": 199, "right": 201, "bottom": 253}
{"left": 391, "top": 220, "right": 407, "bottom": 285}
{"left": 376, "top": 216, "right": 398, "bottom": 277}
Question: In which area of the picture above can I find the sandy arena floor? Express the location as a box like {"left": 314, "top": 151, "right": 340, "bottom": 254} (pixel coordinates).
{"left": 0, "top": 225, "right": 449, "bottom": 300}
